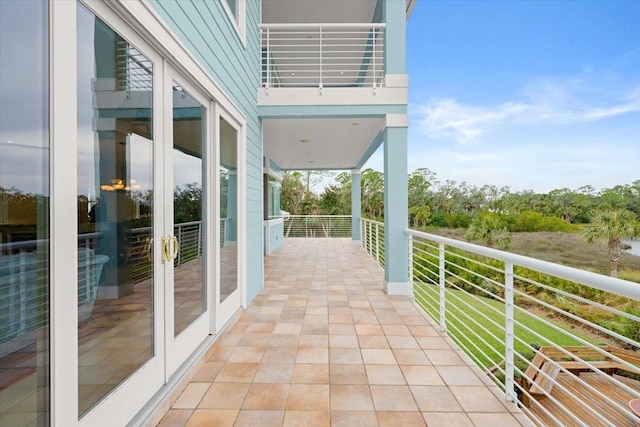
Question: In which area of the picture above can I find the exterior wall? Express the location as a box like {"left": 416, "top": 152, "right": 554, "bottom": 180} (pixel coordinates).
{"left": 149, "top": 0, "right": 264, "bottom": 302}
{"left": 264, "top": 218, "right": 284, "bottom": 255}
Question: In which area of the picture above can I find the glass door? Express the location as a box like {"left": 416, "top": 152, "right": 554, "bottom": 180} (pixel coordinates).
{"left": 164, "top": 70, "right": 211, "bottom": 375}
{"left": 217, "top": 114, "right": 242, "bottom": 325}
{"left": 76, "top": 3, "right": 164, "bottom": 425}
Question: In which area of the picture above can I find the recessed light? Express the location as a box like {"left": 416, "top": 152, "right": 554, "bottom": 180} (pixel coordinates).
{"left": 340, "top": 71, "right": 344, "bottom": 75}
{"left": 351, "top": 122, "right": 359, "bottom": 126}
{"left": 308, "top": 160, "right": 314, "bottom": 163}
{"left": 299, "top": 139, "right": 309, "bottom": 143}
{"left": 291, "top": 72, "right": 296, "bottom": 76}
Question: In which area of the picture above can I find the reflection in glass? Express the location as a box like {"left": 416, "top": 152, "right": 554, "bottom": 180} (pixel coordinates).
{"left": 172, "top": 83, "right": 206, "bottom": 336}
{"left": 220, "top": 119, "right": 238, "bottom": 302}
{"left": 0, "top": 2, "right": 50, "bottom": 425}
{"left": 77, "top": 3, "right": 154, "bottom": 416}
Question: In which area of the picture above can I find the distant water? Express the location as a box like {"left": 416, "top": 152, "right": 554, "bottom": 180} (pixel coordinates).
{"left": 623, "top": 239, "right": 640, "bottom": 256}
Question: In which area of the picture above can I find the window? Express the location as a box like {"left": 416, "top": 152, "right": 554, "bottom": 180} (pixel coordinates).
{"left": 221, "top": 0, "right": 246, "bottom": 46}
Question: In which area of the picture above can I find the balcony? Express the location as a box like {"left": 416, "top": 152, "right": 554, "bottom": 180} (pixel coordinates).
{"left": 260, "top": 23, "right": 385, "bottom": 90}
{"left": 154, "top": 216, "right": 639, "bottom": 426}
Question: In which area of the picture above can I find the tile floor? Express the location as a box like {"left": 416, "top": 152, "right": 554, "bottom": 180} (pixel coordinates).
{"left": 156, "top": 238, "right": 530, "bottom": 427}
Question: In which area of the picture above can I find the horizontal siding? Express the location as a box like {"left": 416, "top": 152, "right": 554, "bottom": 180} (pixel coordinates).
{"left": 149, "top": 0, "right": 263, "bottom": 303}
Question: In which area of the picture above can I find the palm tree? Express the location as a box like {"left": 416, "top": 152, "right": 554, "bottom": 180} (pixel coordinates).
{"left": 582, "top": 209, "right": 640, "bottom": 278}
{"left": 465, "top": 215, "right": 512, "bottom": 249}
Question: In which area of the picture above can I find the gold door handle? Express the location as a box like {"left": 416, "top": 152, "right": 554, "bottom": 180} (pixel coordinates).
{"left": 170, "top": 236, "right": 179, "bottom": 260}
{"left": 161, "top": 236, "right": 171, "bottom": 262}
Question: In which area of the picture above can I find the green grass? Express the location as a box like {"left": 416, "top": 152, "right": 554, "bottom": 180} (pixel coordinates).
{"left": 424, "top": 228, "right": 640, "bottom": 282}
{"left": 413, "top": 283, "right": 598, "bottom": 373}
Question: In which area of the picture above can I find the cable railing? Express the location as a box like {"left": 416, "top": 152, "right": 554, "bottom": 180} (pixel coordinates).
{"left": 283, "top": 215, "right": 352, "bottom": 238}
{"left": 260, "top": 23, "right": 386, "bottom": 89}
{"left": 359, "top": 219, "right": 640, "bottom": 426}
{"left": 361, "top": 218, "right": 385, "bottom": 269}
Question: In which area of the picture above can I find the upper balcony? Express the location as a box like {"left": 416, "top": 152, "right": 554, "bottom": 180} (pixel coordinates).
{"left": 258, "top": 0, "right": 413, "bottom": 107}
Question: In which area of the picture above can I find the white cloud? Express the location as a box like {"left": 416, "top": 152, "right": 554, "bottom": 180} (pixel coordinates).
{"left": 413, "top": 74, "right": 640, "bottom": 144}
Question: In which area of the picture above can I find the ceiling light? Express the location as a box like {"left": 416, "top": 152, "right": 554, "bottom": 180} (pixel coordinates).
{"left": 291, "top": 72, "right": 296, "bottom": 76}
{"left": 299, "top": 139, "right": 309, "bottom": 143}
{"left": 308, "top": 160, "right": 314, "bottom": 164}
{"left": 351, "top": 122, "right": 359, "bottom": 126}
{"left": 340, "top": 71, "right": 344, "bottom": 75}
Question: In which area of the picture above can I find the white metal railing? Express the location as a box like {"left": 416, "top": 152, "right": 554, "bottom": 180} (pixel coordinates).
{"left": 283, "top": 215, "right": 352, "bottom": 238}
{"left": 361, "top": 218, "right": 385, "bottom": 269}
{"left": 260, "top": 23, "right": 386, "bottom": 89}
{"left": 358, "top": 219, "right": 640, "bottom": 426}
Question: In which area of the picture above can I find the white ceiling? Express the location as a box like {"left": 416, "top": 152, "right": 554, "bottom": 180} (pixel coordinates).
{"left": 262, "top": 0, "right": 378, "bottom": 24}
{"left": 263, "top": 117, "right": 385, "bottom": 170}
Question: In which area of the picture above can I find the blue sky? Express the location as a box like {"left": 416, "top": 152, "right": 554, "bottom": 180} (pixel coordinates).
{"left": 365, "top": 0, "right": 640, "bottom": 193}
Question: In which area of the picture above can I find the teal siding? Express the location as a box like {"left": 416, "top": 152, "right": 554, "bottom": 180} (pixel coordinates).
{"left": 150, "top": 0, "right": 263, "bottom": 303}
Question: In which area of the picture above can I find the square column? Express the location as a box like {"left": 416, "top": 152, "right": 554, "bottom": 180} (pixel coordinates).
{"left": 351, "top": 169, "right": 362, "bottom": 241}
{"left": 383, "top": 126, "right": 410, "bottom": 295}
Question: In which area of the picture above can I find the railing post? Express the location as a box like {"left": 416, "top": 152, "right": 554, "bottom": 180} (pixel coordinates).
{"left": 372, "top": 27, "right": 376, "bottom": 88}
{"left": 438, "top": 242, "right": 446, "bottom": 332}
{"left": 197, "top": 222, "right": 202, "bottom": 258}
{"left": 319, "top": 26, "right": 323, "bottom": 90}
{"left": 265, "top": 27, "right": 270, "bottom": 89}
{"left": 504, "top": 262, "right": 516, "bottom": 403}
{"left": 408, "top": 234, "right": 414, "bottom": 292}
{"left": 375, "top": 223, "right": 380, "bottom": 264}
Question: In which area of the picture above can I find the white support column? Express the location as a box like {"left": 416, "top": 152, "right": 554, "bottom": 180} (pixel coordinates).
{"left": 351, "top": 169, "right": 361, "bottom": 242}
{"left": 383, "top": 125, "right": 410, "bottom": 295}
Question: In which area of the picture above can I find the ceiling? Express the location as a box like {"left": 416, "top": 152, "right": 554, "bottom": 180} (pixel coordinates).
{"left": 262, "top": 0, "right": 416, "bottom": 24}
{"left": 262, "top": 117, "right": 385, "bottom": 170}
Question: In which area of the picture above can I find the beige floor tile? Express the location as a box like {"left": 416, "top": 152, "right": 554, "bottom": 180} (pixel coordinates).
{"left": 172, "top": 383, "right": 210, "bottom": 409}
{"left": 416, "top": 336, "right": 451, "bottom": 350}
{"left": 377, "top": 411, "right": 426, "bottom": 427}
{"left": 191, "top": 362, "right": 224, "bottom": 382}
{"left": 215, "top": 363, "right": 258, "bottom": 383}
{"left": 261, "top": 346, "right": 298, "bottom": 364}
{"left": 355, "top": 324, "right": 384, "bottom": 336}
{"left": 291, "top": 364, "right": 329, "bottom": 384}
{"left": 185, "top": 409, "right": 237, "bottom": 427}
{"left": 386, "top": 335, "right": 420, "bottom": 349}
{"left": 328, "top": 334, "right": 359, "bottom": 348}
{"left": 242, "top": 383, "right": 289, "bottom": 410}
{"left": 253, "top": 363, "right": 294, "bottom": 383}
{"left": 393, "top": 349, "right": 430, "bottom": 365}
{"left": 233, "top": 410, "right": 284, "bottom": 427}
{"left": 365, "top": 365, "right": 406, "bottom": 385}
{"left": 331, "top": 410, "right": 377, "bottom": 427}
{"left": 299, "top": 334, "right": 329, "bottom": 347}
{"left": 296, "top": 347, "right": 329, "bottom": 364}
{"left": 422, "top": 412, "right": 473, "bottom": 427}
{"left": 401, "top": 365, "right": 445, "bottom": 386}
{"left": 467, "top": 412, "right": 524, "bottom": 427}
{"left": 227, "top": 346, "right": 266, "bottom": 363}
{"left": 361, "top": 349, "right": 397, "bottom": 365}
{"left": 282, "top": 410, "right": 330, "bottom": 427}
{"left": 329, "top": 348, "right": 363, "bottom": 364}
{"left": 286, "top": 384, "right": 330, "bottom": 411}
{"left": 358, "top": 335, "right": 390, "bottom": 349}
{"left": 330, "top": 385, "right": 374, "bottom": 411}
{"left": 370, "top": 385, "right": 418, "bottom": 411}
{"left": 410, "top": 385, "right": 463, "bottom": 412}
{"left": 449, "top": 386, "right": 509, "bottom": 413}
{"left": 435, "top": 366, "right": 484, "bottom": 386}
{"left": 424, "top": 349, "right": 466, "bottom": 365}
{"left": 157, "top": 409, "right": 193, "bottom": 427}
{"left": 198, "top": 382, "right": 249, "bottom": 409}
{"left": 329, "top": 364, "right": 368, "bottom": 384}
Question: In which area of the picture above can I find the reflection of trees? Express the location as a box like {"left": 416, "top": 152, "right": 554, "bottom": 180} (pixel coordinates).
{"left": 0, "top": 187, "right": 48, "bottom": 242}
{"left": 220, "top": 172, "right": 228, "bottom": 218}
{"left": 174, "top": 183, "right": 202, "bottom": 223}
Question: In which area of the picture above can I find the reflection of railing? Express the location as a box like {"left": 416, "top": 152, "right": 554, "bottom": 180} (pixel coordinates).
{"left": 283, "top": 215, "right": 352, "bottom": 238}
{"left": 260, "top": 24, "right": 386, "bottom": 89}
{"left": 359, "top": 218, "right": 640, "bottom": 425}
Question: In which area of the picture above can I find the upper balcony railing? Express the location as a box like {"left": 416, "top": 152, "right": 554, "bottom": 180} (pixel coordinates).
{"left": 260, "top": 23, "right": 386, "bottom": 89}
{"left": 283, "top": 215, "right": 352, "bottom": 238}
{"left": 360, "top": 218, "right": 640, "bottom": 426}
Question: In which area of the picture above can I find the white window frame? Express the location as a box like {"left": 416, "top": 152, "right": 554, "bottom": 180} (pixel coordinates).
{"left": 220, "top": 0, "right": 246, "bottom": 48}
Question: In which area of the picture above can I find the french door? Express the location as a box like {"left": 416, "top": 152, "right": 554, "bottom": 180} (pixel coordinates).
{"left": 163, "top": 68, "right": 211, "bottom": 375}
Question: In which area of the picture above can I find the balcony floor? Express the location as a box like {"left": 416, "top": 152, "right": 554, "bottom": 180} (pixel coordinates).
{"left": 156, "top": 238, "right": 530, "bottom": 427}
